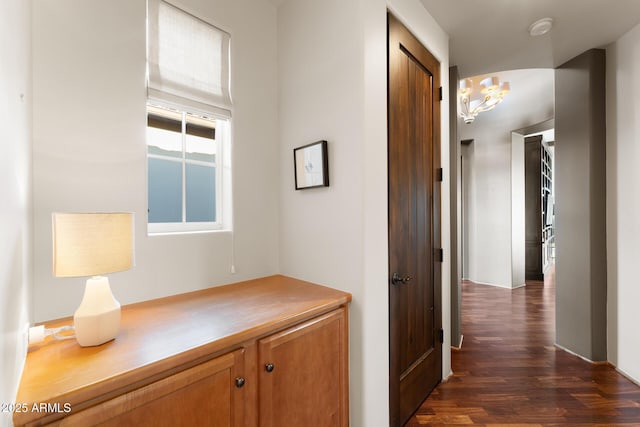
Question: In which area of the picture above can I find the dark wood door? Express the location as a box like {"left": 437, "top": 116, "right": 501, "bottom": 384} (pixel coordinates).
{"left": 388, "top": 13, "right": 442, "bottom": 427}
{"left": 525, "top": 135, "right": 543, "bottom": 281}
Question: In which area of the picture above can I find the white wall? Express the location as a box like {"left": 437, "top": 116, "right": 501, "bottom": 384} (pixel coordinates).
{"left": 606, "top": 23, "right": 640, "bottom": 384}
{"left": 461, "top": 142, "right": 473, "bottom": 278}
{"left": 0, "top": 1, "right": 32, "bottom": 426}
{"left": 459, "top": 69, "right": 553, "bottom": 288}
{"left": 31, "top": 0, "right": 279, "bottom": 321}
{"left": 511, "top": 132, "right": 525, "bottom": 288}
{"left": 277, "top": 0, "right": 450, "bottom": 425}
{"left": 27, "top": 0, "right": 451, "bottom": 424}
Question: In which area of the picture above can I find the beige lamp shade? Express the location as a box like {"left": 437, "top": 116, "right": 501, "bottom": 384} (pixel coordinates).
{"left": 52, "top": 213, "right": 135, "bottom": 277}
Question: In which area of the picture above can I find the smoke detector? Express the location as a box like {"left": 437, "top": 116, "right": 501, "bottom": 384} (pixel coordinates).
{"left": 529, "top": 18, "right": 553, "bottom": 37}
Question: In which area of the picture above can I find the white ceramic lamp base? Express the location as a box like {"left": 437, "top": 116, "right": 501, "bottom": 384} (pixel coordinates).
{"left": 74, "top": 276, "right": 121, "bottom": 347}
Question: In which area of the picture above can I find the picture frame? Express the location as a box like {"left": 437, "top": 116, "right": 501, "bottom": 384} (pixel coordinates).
{"left": 294, "top": 140, "right": 329, "bottom": 190}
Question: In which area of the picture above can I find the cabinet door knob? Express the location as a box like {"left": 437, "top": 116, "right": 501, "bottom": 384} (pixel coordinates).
{"left": 235, "top": 377, "right": 245, "bottom": 388}
{"left": 265, "top": 363, "right": 275, "bottom": 373}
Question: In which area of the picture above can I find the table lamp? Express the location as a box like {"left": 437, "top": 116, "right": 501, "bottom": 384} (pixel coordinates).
{"left": 52, "top": 212, "right": 135, "bottom": 347}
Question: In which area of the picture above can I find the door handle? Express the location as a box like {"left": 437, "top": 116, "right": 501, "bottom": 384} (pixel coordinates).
{"left": 391, "top": 272, "right": 412, "bottom": 286}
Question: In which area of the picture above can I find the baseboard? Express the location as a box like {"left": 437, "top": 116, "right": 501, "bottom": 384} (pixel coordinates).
{"left": 615, "top": 366, "right": 640, "bottom": 388}
{"left": 451, "top": 334, "right": 463, "bottom": 350}
{"left": 554, "top": 343, "right": 608, "bottom": 364}
{"left": 464, "top": 279, "right": 524, "bottom": 290}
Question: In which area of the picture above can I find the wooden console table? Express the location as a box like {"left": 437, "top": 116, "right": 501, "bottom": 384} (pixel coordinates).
{"left": 13, "top": 275, "right": 351, "bottom": 426}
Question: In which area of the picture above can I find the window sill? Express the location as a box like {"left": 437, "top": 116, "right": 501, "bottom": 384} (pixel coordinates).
{"left": 147, "top": 222, "right": 230, "bottom": 237}
{"left": 148, "top": 228, "right": 231, "bottom": 237}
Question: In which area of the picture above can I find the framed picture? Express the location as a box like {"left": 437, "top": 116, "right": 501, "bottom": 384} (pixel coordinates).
{"left": 294, "top": 140, "right": 329, "bottom": 190}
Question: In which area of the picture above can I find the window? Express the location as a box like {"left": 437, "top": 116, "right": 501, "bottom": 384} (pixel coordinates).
{"left": 146, "top": 0, "right": 232, "bottom": 234}
{"left": 147, "top": 104, "right": 229, "bottom": 233}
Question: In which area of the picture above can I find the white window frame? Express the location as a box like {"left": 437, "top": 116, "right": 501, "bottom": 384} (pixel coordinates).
{"left": 146, "top": 102, "right": 231, "bottom": 235}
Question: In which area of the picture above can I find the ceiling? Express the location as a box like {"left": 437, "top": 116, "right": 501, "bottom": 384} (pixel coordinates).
{"left": 267, "top": 0, "right": 287, "bottom": 7}
{"left": 420, "top": 0, "right": 640, "bottom": 77}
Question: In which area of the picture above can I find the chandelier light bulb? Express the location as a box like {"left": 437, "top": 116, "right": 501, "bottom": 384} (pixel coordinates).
{"left": 458, "top": 76, "right": 511, "bottom": 124}
{"left": 480, "top": 76, "right": 499, "bottom": 94}
{"left": 459, "top": 78, "right": 473, "bottom": 96}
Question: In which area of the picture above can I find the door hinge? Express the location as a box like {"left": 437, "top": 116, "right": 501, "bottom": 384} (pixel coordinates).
{"left": 437, "top": 167, "right": 443, "bottom": 182}
{"left": 438, "top": 86, "right": 443, "bottom": 101}
{"left": 435, "top": 248, "right": 443, "bottom": 262}
{"left": 438, "top": 328, "right": 444, "bottom": 344}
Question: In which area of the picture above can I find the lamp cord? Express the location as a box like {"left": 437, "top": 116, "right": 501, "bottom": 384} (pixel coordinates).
{"left": 50, "top": 325, "right": 76, "bottom": 340}
{"left": 28, "top": 325, "right": 76, "bottom": 344}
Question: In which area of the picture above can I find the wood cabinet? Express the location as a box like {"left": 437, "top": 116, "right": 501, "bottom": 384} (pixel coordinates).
{"left": 57, "top": 349, "right": 246, "bottom": 427}
{"left": 13, "top": 275, "right": 351, "bottom": 427}
{"left": 259, "top": 309, "right": 348, "bottom": 427}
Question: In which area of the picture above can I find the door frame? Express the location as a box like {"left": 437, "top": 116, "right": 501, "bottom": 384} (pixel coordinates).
{"left": 387, "top": 11, "right": 442, "bottom": 426}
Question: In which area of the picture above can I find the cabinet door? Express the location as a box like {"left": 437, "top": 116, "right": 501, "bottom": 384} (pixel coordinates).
{"left": 259, "top": 308, "right": 349, "bottom": 427}
{"left": 57, "top": 349, "right": 246, "bottom": 427}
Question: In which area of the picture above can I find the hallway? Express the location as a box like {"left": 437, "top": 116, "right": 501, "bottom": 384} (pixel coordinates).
{"left": 407, "top": 273, "right": 640, "bottom": 425}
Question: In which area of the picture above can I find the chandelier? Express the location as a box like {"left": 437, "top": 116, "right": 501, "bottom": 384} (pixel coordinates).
{"left": 458, "top": 76, "right": 510, "bottom": 124}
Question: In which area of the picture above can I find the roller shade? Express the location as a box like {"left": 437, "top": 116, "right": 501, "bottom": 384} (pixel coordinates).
{"left": 147, "top": 105, "right": 216, "bottom": 140}
{"left": 148, "top": 0, "right": 231, "bottom": 116}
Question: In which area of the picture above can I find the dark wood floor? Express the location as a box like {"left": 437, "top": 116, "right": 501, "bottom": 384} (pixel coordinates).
{"left": 406, "top": 269, "right": 640, "bottom": 426}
